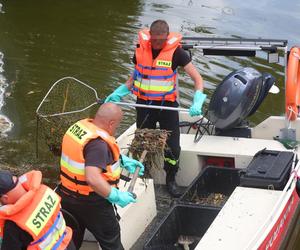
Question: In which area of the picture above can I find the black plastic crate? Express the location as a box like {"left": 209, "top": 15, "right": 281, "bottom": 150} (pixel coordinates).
{"left": 143, "top": 204, "right": 220, "bottom": 250}
{"left": 240, "top": 149, "right": 294, "bottom": 190}
{"left": 179, "top": 166, "right": 240, "bottom": 207}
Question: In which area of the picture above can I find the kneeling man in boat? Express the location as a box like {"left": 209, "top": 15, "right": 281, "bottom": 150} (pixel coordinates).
{"left": 0, "top": 170, "right": 75, "bottom": 250}
{"left": 57, "top": 103, "right": 145, "bottom": 250}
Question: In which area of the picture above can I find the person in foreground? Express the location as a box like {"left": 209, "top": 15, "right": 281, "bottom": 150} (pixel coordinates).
{"left": 57, "top": 102, "right": 144, "bottom": 250}
{"left": 105, "top": 19, "right": 206, "bottom": 197}
{"left": 0, "top": 170, "right": 74, "bottom": 250}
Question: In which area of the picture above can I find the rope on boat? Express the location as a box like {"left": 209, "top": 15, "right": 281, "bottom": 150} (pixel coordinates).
{"left": 293, "top": 51, "right": 300, "bottom": 60}
{"left": 285, "top": 106, "right": 299, "bottom": 131}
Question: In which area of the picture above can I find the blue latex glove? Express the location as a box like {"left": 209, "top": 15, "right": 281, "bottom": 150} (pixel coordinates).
{"left": 105, "top": 84, "right": 130, "bottom": 103}
{"left": 106, "top": 187, "right": 136, "bottom": 208}
{"left": 189, "top": 90, "right": 207, "bottom": 117}
{"left": 120, "top": 154, "right": 144, "bottom": 176}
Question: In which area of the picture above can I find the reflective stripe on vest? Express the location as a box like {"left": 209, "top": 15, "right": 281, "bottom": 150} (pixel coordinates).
{"left": 61, "top": 152, "right": 121, "bottom": 179}
{"left": 132, "top": 29, "right": 181, "bottom": 102}
{"left": 61, "top": 153, "right": 85, "bottom": 176}
{"left": 60, "top": 119, "right": 121, "bottom": 195}
{"left": 30, "top": 212, "right": 67, "bottom": 250}
{"left": 133, "top": 78, "right": 175, "bottom": 92}
{"left": 132, "top": 85, "right": 176, "bottom": 98}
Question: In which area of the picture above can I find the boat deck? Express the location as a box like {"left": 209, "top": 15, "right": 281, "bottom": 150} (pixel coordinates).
{"left": 196, "top": 187, "right": 282, "bottom": 249}
{"left": 80, "top": 184, "right": 178, "bottom": 250}
{"left": 80, "top": 117, "right": 300, "bottom": 249}
{"left": 176, "top": 134, "right": 288, "bottom": 187}
{"left": 80, "top": 241, "right": 99, "bottom": 250}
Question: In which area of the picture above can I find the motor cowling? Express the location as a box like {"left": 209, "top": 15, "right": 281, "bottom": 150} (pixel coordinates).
{"left": 208, "top": 67, "right": 266, "bottom": 130}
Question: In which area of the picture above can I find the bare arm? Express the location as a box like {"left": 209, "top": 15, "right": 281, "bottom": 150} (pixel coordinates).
{"left": 184, "top": 62, "right": 204, "bottom": 91}
{"left": 125, "top": 74, "right": 134, "bottom": 90}
{"left": 85, "top": 166, "right": 111, "bottom": 198}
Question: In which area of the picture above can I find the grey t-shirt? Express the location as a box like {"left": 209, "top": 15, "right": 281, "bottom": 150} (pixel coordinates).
{"left": 83, "top": 138, "right": 114, "bottom": 170}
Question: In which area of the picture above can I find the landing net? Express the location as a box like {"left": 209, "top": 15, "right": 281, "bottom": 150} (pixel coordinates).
{"left": 36, "top": 77, "right": 100, "bottom": 156}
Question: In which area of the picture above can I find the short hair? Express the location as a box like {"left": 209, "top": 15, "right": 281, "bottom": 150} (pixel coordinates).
{"left": 150, "top": 20, "right": 169, "bottom": 35}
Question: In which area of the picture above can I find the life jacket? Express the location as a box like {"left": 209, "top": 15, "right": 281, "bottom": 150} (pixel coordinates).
{"left": 0, "top": 171, "right": 72, "bottom": 250}
{"left": 132, "top": 28, "right": 182, "bottom": 102}
{"left": 60, "top": 118, "right": 121, "bottom": 196}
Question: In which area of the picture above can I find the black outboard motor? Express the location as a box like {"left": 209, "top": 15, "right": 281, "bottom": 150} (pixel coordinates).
{"left": 247, "top": 72, "right": 275, "bottom": 116}
{"left": 208, "top": 67, "right": 275, "bottom": 137}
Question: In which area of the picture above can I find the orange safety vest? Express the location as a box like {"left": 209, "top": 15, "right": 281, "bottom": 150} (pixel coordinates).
{"left": 132, "top": 29, "right": 182, "bottom": 102}
{"left": 60, "top": 118, "right": 121, "bottom": 196}
{"left": 0, "top": 171, "right": 72, "bottom": 250}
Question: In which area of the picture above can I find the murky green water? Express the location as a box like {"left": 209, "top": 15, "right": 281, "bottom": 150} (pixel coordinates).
{"left": 0, "top": 0, "right": 144, "bottom": 176}
{"left": 0, "top": 0, "right": 300, "bottom": 246}
{"left": 1, "top": 0, "right": 299, "bottom": 168}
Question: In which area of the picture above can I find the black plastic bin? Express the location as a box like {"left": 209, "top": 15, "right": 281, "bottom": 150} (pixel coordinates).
{"left": 179, "top": 166, "right": 240, "bottom": 207}
{"left": 240, "top": 149, "right": 294, "bottom": 190}
{"left": 144, "top": 204, "right": 220, "bottom": 250}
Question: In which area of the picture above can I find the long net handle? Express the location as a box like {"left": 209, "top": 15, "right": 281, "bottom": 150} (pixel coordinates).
{"left": 115, "top": 101, "right": 189, "bottom": 113}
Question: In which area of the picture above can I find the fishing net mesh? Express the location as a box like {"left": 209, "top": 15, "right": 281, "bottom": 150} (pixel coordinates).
{"left": 36, "top": 77, "right": 99, "bottom": 156}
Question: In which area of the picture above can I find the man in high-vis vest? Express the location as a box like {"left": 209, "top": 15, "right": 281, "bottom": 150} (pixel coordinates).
{"left": 57, "top": 102, "right": 144, "bottom": 250}
{"left": 105, "top": 19, "right": 206, "bottom": 197}
{"left": 0, "top": 170, "right": 75, "bottom": 250}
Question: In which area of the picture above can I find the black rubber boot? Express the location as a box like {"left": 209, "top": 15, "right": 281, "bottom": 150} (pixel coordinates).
{"left": 165, "top": 169, "right": 183, "bottom": 198}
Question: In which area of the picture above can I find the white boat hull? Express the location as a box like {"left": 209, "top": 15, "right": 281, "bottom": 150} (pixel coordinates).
{"left": 83, "top": 115, "right": 300, "bottom": 250}
{"left": 126, "top": 115, "right": 300, "bottom": 249}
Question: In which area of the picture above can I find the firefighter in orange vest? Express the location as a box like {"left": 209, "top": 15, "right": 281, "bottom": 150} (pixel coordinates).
{"left": 105, "top": 19, "right": 206, "bottom": 197}
{"left": 57, "top": 102, "right": 144, "bottom": 250}
{"left": 0, "top": 170, "right": 75, "bottom": 250}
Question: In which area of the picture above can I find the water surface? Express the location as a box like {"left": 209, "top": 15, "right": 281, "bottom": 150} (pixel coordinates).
{"left": 0, "top": 0, "right": 299, "bottom": 184}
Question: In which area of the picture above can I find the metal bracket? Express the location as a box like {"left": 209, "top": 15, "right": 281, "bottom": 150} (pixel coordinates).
{"left": 279, "top": 128, "right": 296, "bottom": 141}
{"left": 268, "top": 52, "right": 279, "bottom": 63}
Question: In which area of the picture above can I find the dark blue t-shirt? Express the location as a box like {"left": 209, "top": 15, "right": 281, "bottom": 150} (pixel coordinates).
{"left": 83, "top": 138, "right": 114, "bottom": 170}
